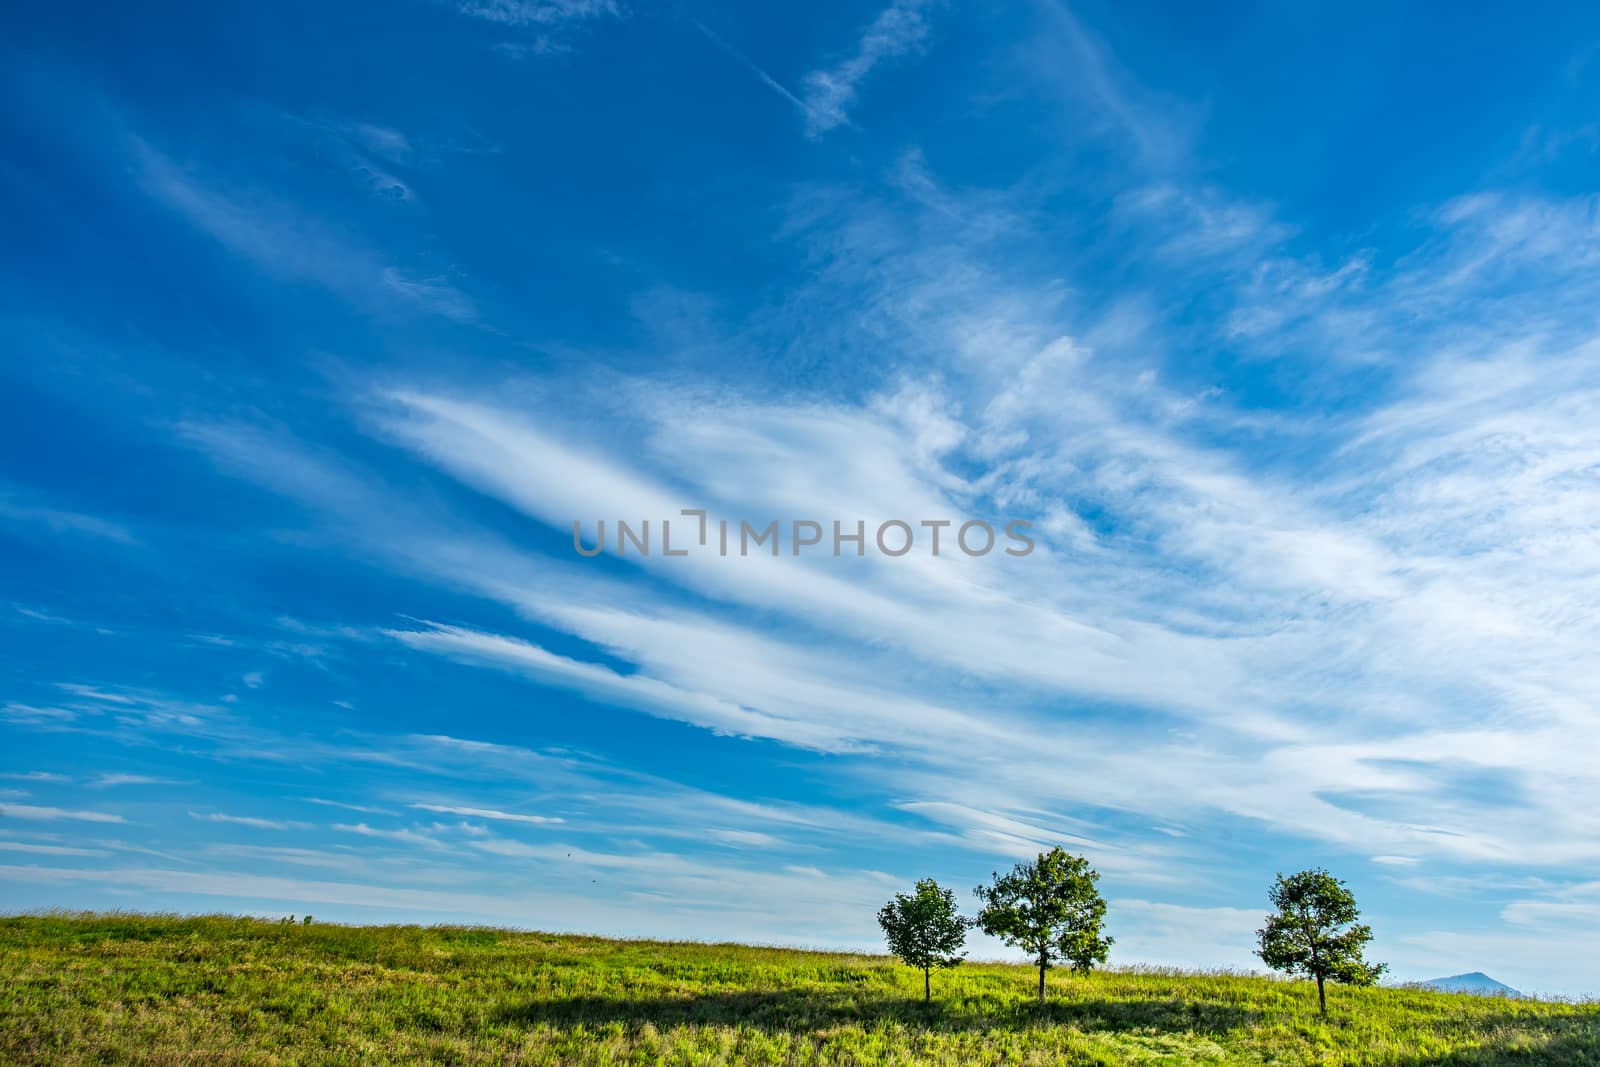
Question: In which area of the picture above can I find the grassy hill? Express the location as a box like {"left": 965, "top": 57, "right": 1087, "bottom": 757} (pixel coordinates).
{"left": 1, "top": 914, "right": 1595, "bottom": 1065}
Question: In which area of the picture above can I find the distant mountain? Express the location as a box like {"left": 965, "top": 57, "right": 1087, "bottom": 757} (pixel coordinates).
{"left": 1419, "top": 972, "right": 1524, "bottom": 998}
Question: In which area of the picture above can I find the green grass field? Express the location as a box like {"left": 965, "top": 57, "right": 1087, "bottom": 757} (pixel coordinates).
{"left": 1, "top": 914, "right": 1595, "bottom": 1065}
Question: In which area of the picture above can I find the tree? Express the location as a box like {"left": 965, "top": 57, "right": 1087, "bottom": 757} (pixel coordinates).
{"left": 1256, "top": 868, "right": 1387, "bottom": 1014}
{"left": 974, "top": 848, "right": 1112, "bottom": 1004}
{"left": 877, "top": 878, "right": 970, "bottom": 1003}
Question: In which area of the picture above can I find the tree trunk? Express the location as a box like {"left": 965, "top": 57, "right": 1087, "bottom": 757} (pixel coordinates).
{"left": 1316, "top": 974, "right": 1326, "bottom": 1015}
{"left": 924, "top": 966, "right": 931, "bottom": 1004}
{"left": 1038, "top": 956, "right": 1047, "bottom": 1004}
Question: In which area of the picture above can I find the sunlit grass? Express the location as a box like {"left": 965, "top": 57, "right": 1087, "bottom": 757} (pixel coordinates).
{"left": 1, "top": 913, "right": 1595, "bottom": 1064}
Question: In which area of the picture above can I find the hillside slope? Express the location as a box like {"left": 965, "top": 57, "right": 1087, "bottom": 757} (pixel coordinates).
{"left": 1, "top": 914, "right": 1595, "bottom": 1065}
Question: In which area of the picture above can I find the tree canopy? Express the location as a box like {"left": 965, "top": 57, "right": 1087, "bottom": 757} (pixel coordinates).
{"left": 1256, "top": 868, "right": 1387, "bottom": 1014}
{"left": 877, "top": 878, "right": 969, "bottom": 1002}
{"left": 975, "top": 847, "right": 1112, "bottom": 1003}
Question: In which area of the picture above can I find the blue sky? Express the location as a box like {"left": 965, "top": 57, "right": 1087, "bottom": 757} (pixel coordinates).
{"left": 4, "top": 0, "right": 1600, "bottom": 996}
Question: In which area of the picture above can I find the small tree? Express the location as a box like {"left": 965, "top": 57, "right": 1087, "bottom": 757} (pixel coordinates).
{"left": 1256, "top": 868, "right": 1387, "bottom": 1014}
{"left": 975, "top": 847, "right": 1112, "bottom": 1004}
{"left": 877, "top": 877, "right": 970, "bottom": 1003}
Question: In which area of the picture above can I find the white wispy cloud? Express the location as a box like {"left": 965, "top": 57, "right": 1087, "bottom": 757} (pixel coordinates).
{"left": 89, "top": 774, "right": 181, "bottom": 788}
{"left": 380, "top": 269, "right": 478, "bottom": 323}
{"left": 331, "top": 822, "right": 448, "bottom": 849}
{"left": 272, "top": 112, "right": 417, "bottom": 201}
{"left": 0, "top": 490, "right": 135, "bottom": 544}
{"left": 409, "top": 802, "right": 563, "bottom": 825}
{"left": 12, "top": 606, "right": 73, "bottom": 624}
{"left": 189, "top": 811, "right": 311, "bottom": 831}
{"left": 0, "top": 804, "right": 125, "bottom": 824}
{"left": 0, "top": 840, "right": 111, "bottom": 857}
{"left": 130, "top": 138, "right": 475, "bottom": 324}
{"left": 185, "top": 327, "right": 1600, "bottom": 878}
{"left": 385, "top": 622, "right": 871, "bottom": 752}
{"left": 799, "top": 0, "right": 934, "bottom": 138}
{"left": 454, "top": 0, "right": 621, "bottom": 57}
{"left": 200, "top": 843, "right": 377, "bottom": 875}
{"left": 455, "top": 0, "right": 618, "bottom": 28}
{"left": 2, "top": 704, "right": 78, "bottom": 724}
{"left": 302, "top": 797, "right": 399, "bottom": 816}
{"left": 707, "top": 829, "right": 785, "bottom": 849}
{"left": 1027, "top": 0, "right": 1192, "bottom": 165}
